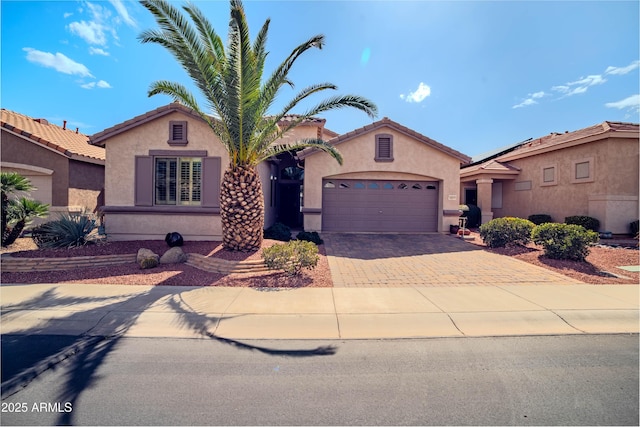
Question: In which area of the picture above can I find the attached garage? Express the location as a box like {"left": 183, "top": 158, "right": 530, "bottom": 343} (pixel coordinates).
{"left": 322, "top": 179, "right": 439, "bottom": 232}
{"left": 298, "top": 117, "right": 471, "bottom": 233}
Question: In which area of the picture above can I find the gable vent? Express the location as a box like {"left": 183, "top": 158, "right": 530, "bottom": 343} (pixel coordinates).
{"left": 378, "top": 137, "right": 391, "bottom": 158}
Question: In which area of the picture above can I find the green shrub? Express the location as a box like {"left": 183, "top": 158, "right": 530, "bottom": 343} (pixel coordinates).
{"left": 528, "top": 214, "right": 553, "bottom": 225}
{"left": 32, "top": 213, "right": 96, "bottom": 249}
{"left": 296, "top": 230, "right": 324, "bottom": 245}
{"left": 478, "top": 217, "right": 535, "bottom": 248}
{"left": 630, "top": 220, "right": 639, "bottom": 237}
{"left": 564, "top": 215, "right": 600, "bottom": 232}
{"left": 262, "top": 240, "right": 319, "bottom": 276}
{"left": 459, "top": 204, "right": 481, "bottom": 228}
{"left": 263, "top": 222, "right": 291, "bottom": 241}
{"left": 532, "top": 223, "right": 599, "bottom": 261}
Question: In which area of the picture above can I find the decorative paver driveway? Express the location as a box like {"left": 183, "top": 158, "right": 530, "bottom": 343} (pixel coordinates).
{"left": 323, "top": 234, "right": 584, "bottom": 287}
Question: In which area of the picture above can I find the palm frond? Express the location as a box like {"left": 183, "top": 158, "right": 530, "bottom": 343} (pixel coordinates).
{"left": 256, "top": 139, "right": 343, "bottom": 165}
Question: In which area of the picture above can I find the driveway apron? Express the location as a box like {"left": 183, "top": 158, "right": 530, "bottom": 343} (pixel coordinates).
{"left": 323, "top": 234, "right": 584, "bottom": 287}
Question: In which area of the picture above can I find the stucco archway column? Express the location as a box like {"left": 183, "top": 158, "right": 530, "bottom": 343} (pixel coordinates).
{"left": 476, "top": 178, "right": 494, "bottom": 225}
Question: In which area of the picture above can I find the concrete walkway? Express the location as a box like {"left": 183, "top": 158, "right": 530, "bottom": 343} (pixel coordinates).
{"left": 324, "top": 233, "right": 584, "bottom": 287}
{"left": 1, "top": 283, "right": 638, "bottom": 339}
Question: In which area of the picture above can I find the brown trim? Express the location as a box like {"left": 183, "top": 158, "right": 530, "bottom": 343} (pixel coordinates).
{"left": 134, "top": 156, "right": 153, "bottom": 206}
{"left": 301, "top": 207, "right": 322, "bottom": 214}
{"left": 375, "top": 133, "right": 394, "bottom": 162}
{"left": 100, "top": 206, "right": 220, "bottom": 215}
{"left": 168, "top": 121, "right": 188, "bottom": 146}
{"left": 149, "top": 150, "right": 208, "bottom": 157}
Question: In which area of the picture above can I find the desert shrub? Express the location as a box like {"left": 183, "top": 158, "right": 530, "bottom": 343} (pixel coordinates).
{"left": 459, "top": 204, "right": 481, "bottom": 228}
{"left": 31, "top": 213, "right": 96, "bottom": 249}
{"left": 262, "top": 240, "right": 319, "bottom": 276}
{"left": 296, "top": 230, "right": 324, "bottom": 245}
{"left": 478, "top": 217, "right": 535, "bottom": 248}
{"left": 263, "top": 222, "right": 291, "bottom": 241}
{"left": 528, "top": 214, "right": 553, "bottom": 225}
{"left": 630, "top": 220, "right": 639, "bottom": 237}
{"left": 532, "top": 223, "right": 599, "bottom": 261}
{"left": 564, "top": 215, "right": 600, "bottom": 232}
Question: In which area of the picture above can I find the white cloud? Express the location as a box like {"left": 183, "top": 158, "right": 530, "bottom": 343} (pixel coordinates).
{"left": 512, "top": 91, "right": 546, "bottom": 109}
{"left": 89, "top": 47, "right": 109, "bottom": 56}
{"left": 552, "top": 74, "right": 607, "bottom": 98}
{"left": 605, "top": 60, "right": 640, "bottom": 75}
{"left": 67, "top": 1, "right": 126, "bottom": 46}
{"left": 605, "top": 94, "right": 640, "bottom": 113}
{"left": 81, "top": 80, "right": 112, "bottom": 90}
{"left": 400, "top": 82, "right": 431, "bottom": 103}
{"left": 23, "top": 47, "right": 93, "bottom": 78}
{"left": 68, "top": 20, "right": 107, "bottom": 45}
{"left": 109, "top": 0, "right": 137, "bottom": 27}
{"left": 63, "top": 12, "right": 73, "bottom": 18}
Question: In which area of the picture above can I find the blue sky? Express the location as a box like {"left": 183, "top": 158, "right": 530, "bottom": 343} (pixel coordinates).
{"left": 2, "top": 0, "right": 638, "bottom": 157}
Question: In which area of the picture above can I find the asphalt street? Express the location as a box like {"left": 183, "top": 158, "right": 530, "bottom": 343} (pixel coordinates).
{"left": 1, "top": 334, "right": 638, "bottom": 426}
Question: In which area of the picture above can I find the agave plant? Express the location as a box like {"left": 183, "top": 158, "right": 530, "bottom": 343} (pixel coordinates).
{"left": 139, "top": 0, "right": 377, "bottom": 251}
{"left": 32, "top": 213, "right": 96, "bottom": 249}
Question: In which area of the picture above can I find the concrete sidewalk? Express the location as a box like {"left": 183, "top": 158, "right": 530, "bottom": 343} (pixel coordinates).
{"left": 1, "top": 283, "right": 638, "bottom": 339}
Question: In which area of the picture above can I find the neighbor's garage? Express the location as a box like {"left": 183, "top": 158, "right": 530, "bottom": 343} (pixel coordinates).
{"left": 322, "top": 179, "right": 438, "bottom": 232}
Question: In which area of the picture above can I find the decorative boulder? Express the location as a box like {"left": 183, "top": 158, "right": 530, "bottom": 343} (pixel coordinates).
{"left": 165, "top": 232, "right": 184, "bottom": 247}
{"left": 137, "top": 248, "right": 159, "bottom": 269}
{"left": 160, "top": 247, "right": 188, "bottom": 264}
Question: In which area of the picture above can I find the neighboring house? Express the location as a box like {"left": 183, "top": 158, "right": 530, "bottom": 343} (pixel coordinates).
{"left": 90, "top": 103, "right": 470, "bottom": 241}
{"left": 460, "top": 121, "right": 639, "bottom": 234}
{"left": 1, "top": 108, "right": 106, "bottom": 219}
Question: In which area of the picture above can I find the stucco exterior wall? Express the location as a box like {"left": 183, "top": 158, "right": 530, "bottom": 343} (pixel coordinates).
{"left": 102, "top": 111, "right": 231, "bottom": 241}
{"left": 497, "top": 137, "right": 638, "bottom": 233}
{"left": 302, "top": 126, "right": 463, "bottom": 232}
{"left": 104, "top": 111, "right": 230, "bottom": 206}
{"left": 68, "top": 159, "right": 105, "bottom": 212}
{"left": 1, "top": 130, "right": 70, "bottom": 207}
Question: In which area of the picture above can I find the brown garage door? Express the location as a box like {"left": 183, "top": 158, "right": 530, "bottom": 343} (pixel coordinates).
{"left": 322, "top": 179, "right": 439, "bottom": 232}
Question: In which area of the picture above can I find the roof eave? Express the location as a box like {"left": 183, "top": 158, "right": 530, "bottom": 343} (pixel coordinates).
{"left": 90, "top": 103, "right": 207, "bottom": 146}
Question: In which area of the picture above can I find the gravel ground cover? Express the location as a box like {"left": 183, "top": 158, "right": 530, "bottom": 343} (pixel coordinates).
{"left": 2, "top": 233, "right": 638, "bottom": 286}
{"left": 465, "top": 231, "right": 639, "bottom": 285}
{"left": 1, "top": 238, "right": 332, "bottom": 288}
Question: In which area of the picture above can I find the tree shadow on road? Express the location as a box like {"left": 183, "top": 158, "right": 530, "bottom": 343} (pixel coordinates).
{"left": 1, "top": 280, "right": 338, "bottom": 425}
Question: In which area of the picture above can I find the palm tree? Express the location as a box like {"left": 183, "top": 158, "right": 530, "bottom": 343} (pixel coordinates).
{"left": 139, "top": 0, "right": 377, "bottom": 251}
{"left": 3, "top": 197, "right": 49, "bottom": 246}
{"left": 1, "top": 172, "right": 35, "bottom": 246}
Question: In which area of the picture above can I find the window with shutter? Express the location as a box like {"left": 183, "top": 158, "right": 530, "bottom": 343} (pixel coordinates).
{"left": 168, "top": 121, "right": 188, "bottom": 146}
{"left": 375, "top": 134, "right": 394, "bottom": 162}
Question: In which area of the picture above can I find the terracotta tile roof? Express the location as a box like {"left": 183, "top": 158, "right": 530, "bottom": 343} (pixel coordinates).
{"left": 90, "top": 103, "right": 329, "bottom": 146}
{"left": 502, "top": 121, "right": 639, "bottom": 160}
{"left": 1, "top": 108, "right": 105, "bottom": 162}
{"left": 298, "top": 117, "right": 472, "bottom": 163}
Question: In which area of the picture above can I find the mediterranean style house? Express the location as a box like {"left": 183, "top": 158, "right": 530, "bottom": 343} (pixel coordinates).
{"left": 1, "top": 109, "right": 105, "bottom": 218}
{"left": 460, "top": 121, "right": 639, "bottom": 234}
{"left": 89, "top": 103, "right": 471, "bottom": 241}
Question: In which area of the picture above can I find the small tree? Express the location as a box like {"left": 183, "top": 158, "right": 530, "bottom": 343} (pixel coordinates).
{"left": 1, "top": 172, "right": 49, "bottom": 246}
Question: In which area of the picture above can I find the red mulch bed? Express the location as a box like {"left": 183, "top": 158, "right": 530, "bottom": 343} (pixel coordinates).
{"left": 1, "top": 238, "right": 332, "bottom": 288}
{"left": 465, "top": 231, "right": 639, "bottom": 285}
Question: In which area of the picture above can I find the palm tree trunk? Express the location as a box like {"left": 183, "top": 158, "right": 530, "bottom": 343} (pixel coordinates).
{"left": 2, "top": 219, "right": 25, "bottom": 247}
{"left": 220, "top": 165, "right": 264, "bottom": 252}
